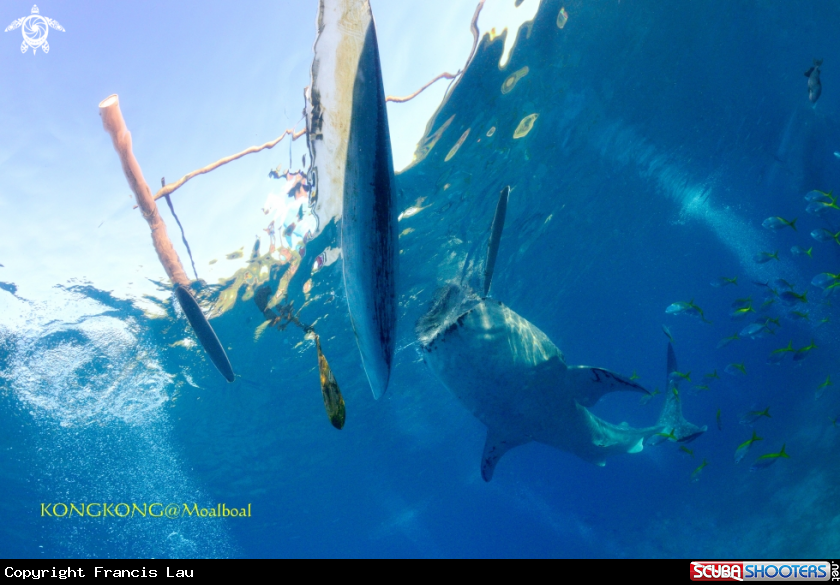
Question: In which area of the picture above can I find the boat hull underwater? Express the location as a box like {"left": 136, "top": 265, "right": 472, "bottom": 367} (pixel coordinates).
{"left": 307, "top": 0, "right": 398, "bottom": 400}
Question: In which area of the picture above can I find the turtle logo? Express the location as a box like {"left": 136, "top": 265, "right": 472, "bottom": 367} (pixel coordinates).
{"left": 5, "top": 5, "right": 64, "bottom": 55}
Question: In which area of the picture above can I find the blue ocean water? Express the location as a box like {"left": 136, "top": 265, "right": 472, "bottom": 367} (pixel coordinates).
{"left": 2, "top": 0, "right": 840, "bottom": 558}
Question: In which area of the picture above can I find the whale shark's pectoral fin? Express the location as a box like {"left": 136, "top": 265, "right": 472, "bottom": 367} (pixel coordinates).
{"left": 567, "top": 366, "right": 650, "bottom": 407}
{"left": 481, "top": 428, "right": 529, "bottom": 482}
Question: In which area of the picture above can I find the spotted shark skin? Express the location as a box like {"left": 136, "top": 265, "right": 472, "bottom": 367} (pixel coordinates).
{"left": 421, "top": 298, "right": 705, "bottom": 480}
{"left": 422, "top": 297, "right": 648, "bottom": 480}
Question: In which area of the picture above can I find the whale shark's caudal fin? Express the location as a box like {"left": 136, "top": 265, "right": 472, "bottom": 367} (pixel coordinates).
{"left": 482, "top": 186, "right": 510, "bottom": 298}
{"left": 650, "top": 342, "right": 707, "bottom": 444}
{"left": 481, "top": 427, "right": 529, "bottom": 482}
{"left": 566, "top": 366, "right": 651, "bottom": 407}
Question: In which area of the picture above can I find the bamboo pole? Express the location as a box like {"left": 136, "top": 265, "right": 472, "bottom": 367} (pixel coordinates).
{"left": 384, "top": 1, "right": 484, "bottom": 105}
{"left": 152, "top": 127, "right": 307, "bottom": 203}
{"left": 99, "top": 94, "right": 235, "bottom": 383}
{"left": 99, "top": 94, "right": 190, "bottom": 287}
{"left": 386, "top": 72, "right": 458, "bottom": 103}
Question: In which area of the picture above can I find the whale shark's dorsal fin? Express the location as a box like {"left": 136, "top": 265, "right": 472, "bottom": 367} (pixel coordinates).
{"left": 567, "top": 366, "right": 651, "bottom": 407}
{"left": 481, "top": 427, "right": 529, "bottom": 482}
{"left": 482, "top": 186, "right": 510, "bottom": 298}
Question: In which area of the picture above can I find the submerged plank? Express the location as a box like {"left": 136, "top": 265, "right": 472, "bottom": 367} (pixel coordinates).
{"left": 175, "top": 285, "right": 235, "bottom": 383}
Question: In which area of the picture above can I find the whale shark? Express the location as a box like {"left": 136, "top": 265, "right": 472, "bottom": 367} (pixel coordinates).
{"left": 417, "top": 187, "right": 706, "bottom": 481}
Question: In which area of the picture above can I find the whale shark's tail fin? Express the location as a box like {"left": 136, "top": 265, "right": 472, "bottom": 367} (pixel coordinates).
{"left": 647, "top": 342, "right": 707, "bottom": 445}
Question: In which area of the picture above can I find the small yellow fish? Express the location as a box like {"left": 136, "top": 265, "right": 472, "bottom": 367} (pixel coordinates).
{"left": 730, "top": 304, "right": 756, "bottom": 318}
{"left": 655, "top": 428, "right": 677, "bottom": 442}
{"left": 771, "top": 340, "right": 794, "bottom": 355}
{"left": 691, "top": 459, "right": 708, "bottom": 482}
{"left": 760, "top": 298, "right": 776, "bottom": 310}
{"left": 639, "top": 387, "right": 660, "bottom": 405}
{"left": 725, "top": 363, "right": 747, "bottom": 376}
{"left": 740, "top": 407, "right": 771, "bottom": 425}
{"left": 815, "top": 375, "right": 832, "bottom": 400}
{"left": 735, "top": 430, "right": 763, "bottom": 464}
{"left": 793, "top": 340, "right": 817, "bottom": 362}
{"left": 762, "top": 216, "right": 797, "bottom": 231}
{"left": 754, "top": 250, "right": 780, "bottom": 264}
{"left": 750, "top": 444, "right": 789, "bottom": 471}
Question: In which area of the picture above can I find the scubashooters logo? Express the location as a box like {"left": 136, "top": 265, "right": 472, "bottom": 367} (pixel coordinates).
{"left": 691, "top": 561, "right": 836, "bottom": 581}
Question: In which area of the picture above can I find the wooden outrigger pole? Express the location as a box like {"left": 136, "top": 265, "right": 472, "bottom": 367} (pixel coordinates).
{"left": 99, "top": 94, "right": 235, "bottom": 383}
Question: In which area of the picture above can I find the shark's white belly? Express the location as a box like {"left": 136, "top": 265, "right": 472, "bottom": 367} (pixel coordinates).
{"left": 422, "top": 300, "right": 578, "bottom": 443}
